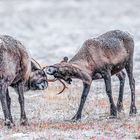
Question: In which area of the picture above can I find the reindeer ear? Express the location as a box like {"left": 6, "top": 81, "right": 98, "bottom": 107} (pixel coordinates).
{"left": 63, "top": 56, "right": 68, "bottom": 62}
{"left": 61, "top": 56, "right": 68, "bottom": 63}
{"left": 60, "top": 56, "right": 68, "bottom": 63}
{"left": 31, "top": 61, "right": 40, "bottom": 71}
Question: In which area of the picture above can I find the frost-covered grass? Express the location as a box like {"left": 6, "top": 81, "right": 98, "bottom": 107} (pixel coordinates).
{"left": 0, "top": 80, "right": 139, "bottom": 139}
{"left": 0, "top": 0, "right": 140, "bottom": 139}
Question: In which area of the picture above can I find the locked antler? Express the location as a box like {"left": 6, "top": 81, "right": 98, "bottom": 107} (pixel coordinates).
{"left": 31, "top": 58, "right": 42, "bottom": 69}
{"left": 57, "top": 79, "right": 68, "bottom": 94}
{"left": 31, "top": 59, "right": 67, "bottom": 94}
{"left": 43, "top": 65, "right": 68, "bottom": 94}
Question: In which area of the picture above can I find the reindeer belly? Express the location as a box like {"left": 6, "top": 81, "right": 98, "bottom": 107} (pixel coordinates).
{"left": 92, "top": 58, "right": 127, "bottom": 80}
{"left": 92, "top": 64, "right": 126, "bottom": 80}
{"left": 111, "top": 61, "right": 127, "bottom": 75}
{"left": 106, "top": 48, "right": 128, "bottom": 75}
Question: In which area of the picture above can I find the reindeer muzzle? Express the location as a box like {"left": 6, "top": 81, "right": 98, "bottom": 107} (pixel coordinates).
{"left": 46, "top": 66, "right": 58, "bottom": 75}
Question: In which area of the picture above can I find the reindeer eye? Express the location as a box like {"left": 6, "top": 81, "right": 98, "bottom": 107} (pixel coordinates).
{"left": 37, "top": 71, "right": 44, "bottom": 76}
{"left": 61, "top": 71, "right": 65, "bottom": 75}
{"left": 59, "top": 68, "right": 63, "bottom": 72}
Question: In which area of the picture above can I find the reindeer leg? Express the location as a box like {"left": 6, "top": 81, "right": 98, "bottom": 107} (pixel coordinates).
{"left": 116, "top": 71, "right": 126, "bottom": 112}
{"left": 72, "top": 83, "right": 90, "bottom": 121}
{"left": 16, "top": 82, "right": 28, "bottom": 125}
{"left": 125, "top": 59, "right": 137, "bottom": 115}
{"left": 103, "top": 71, "right": 117, "bottom": 117}
{"left": 0, "top": 84, "right": 13, "bottom": 128}
{"left": 6, "top": 89, "right": 14, "bottom": 124}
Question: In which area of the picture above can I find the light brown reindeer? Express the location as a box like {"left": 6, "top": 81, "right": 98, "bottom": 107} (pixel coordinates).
{"left": 46, "top": 30, "right": 136, "bottom": 121}
{"left": 0, "top": 35, "right": 48, "bottom": 128}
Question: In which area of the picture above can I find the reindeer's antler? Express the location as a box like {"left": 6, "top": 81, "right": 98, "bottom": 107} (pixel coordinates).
{"left": 43, "top": 66, "right": 68, "bottom": 94}
{"left": 47, "top": 78, "right": 67, "bottom": 94}
{"left": 31, "top": 60, "right": 67, "bottom": 94}
{"left": 47, "top": 77, "right": 68, "bottom": 94}
{"left": 43, "top": 66, "right": 57, "bottom": 82}
{"left": 47, "top": 78, "right": 57, "bottom": 82}
{"left": 57, "top": 79, "right": 68, "bottom": 95}
{"left": 31, "top": 58, "right": 42, "bottom": 69}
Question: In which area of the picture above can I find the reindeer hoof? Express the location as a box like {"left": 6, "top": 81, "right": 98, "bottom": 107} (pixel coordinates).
{"left": 129, "top": 106, "right": 137, "bottom": 115}
{"left": 20, "top": 118, "right": 29, "bottom": 126}
{"left": 71, "top": 114, "right": 81, "bottom": 122}
{"left": 110, "top": 106, "right": 117, "bottom": 117}
{"left": 117, "top": 102, "right": 124, "bottom": 112}
{"left": 4, "top": 119, "right": 14, "bottom": 128}
{"left": 109, "top": 115, "right": 116, "bottom": 119}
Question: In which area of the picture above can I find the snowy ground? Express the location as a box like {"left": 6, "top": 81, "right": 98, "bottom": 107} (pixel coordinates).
{"left": 0, "top": 0, "right": 140, "bottom": 139}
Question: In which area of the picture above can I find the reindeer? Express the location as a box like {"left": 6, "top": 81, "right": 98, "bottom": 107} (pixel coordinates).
{"left": 46, "top": 30, "right": 136, "bottom": 121}
{"left": 0, "top": 35, "right": 48, "bottom": 128}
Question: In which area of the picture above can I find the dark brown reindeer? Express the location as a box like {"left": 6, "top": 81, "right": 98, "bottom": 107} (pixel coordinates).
{"left": 0, "top": 35, "right": 48, "bottom": 128}
{"left": 45, "top": 30, "right": 136, "bottom": 121}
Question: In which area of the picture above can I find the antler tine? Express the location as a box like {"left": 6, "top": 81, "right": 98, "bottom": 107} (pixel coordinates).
{"left": 42, "top": 65, "right": 68, "bottom": 94}
{"left": 42, "top": 66, "right": 58, "bottom": 82}
{"left": 31, "top": 58, "right": 42, "bottom": 69}
{"left": 47, "top": 78, "right": 57, "bottom": 82}
{"left": 57, "top": 79, "right": 67, "bottom": 95}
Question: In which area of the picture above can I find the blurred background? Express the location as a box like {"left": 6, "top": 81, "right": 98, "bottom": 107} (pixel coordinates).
{"left": 1, "top": 0, "right": 140, "bottom": 90}
{"left": 0, "top": 0, "right": 140, "bottom": 139}
{"left": 0, "top": 0, "right": 140, "bottom": 64}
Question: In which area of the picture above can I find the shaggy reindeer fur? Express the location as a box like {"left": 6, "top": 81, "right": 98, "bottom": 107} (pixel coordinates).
{"left": 0, "top": 35, "right": 48, "bottom": 128}
{"left": 46, "top": 30, "right": 136, "bottom": 121}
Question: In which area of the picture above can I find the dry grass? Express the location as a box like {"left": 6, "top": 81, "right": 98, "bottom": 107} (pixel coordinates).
{"left": 0, "top": 80, "right": 139, "bottom": 139}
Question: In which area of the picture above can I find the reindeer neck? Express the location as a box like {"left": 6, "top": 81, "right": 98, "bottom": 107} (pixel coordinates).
{"left": 65, "top": 62, "right": 83, "bottom": 78}
{"left": 69, "top": 60, "right": 93, "bottom": 75}
{"left": 66, "top": 62, "right": 92, "bottom": 84}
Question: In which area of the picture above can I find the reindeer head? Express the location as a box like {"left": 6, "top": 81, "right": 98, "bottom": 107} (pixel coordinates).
{"left": 45, "top": 57, "right": 72, "bottom": 84}
{"left": 29, "top": 61, "right": 48, "bottom": 90}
